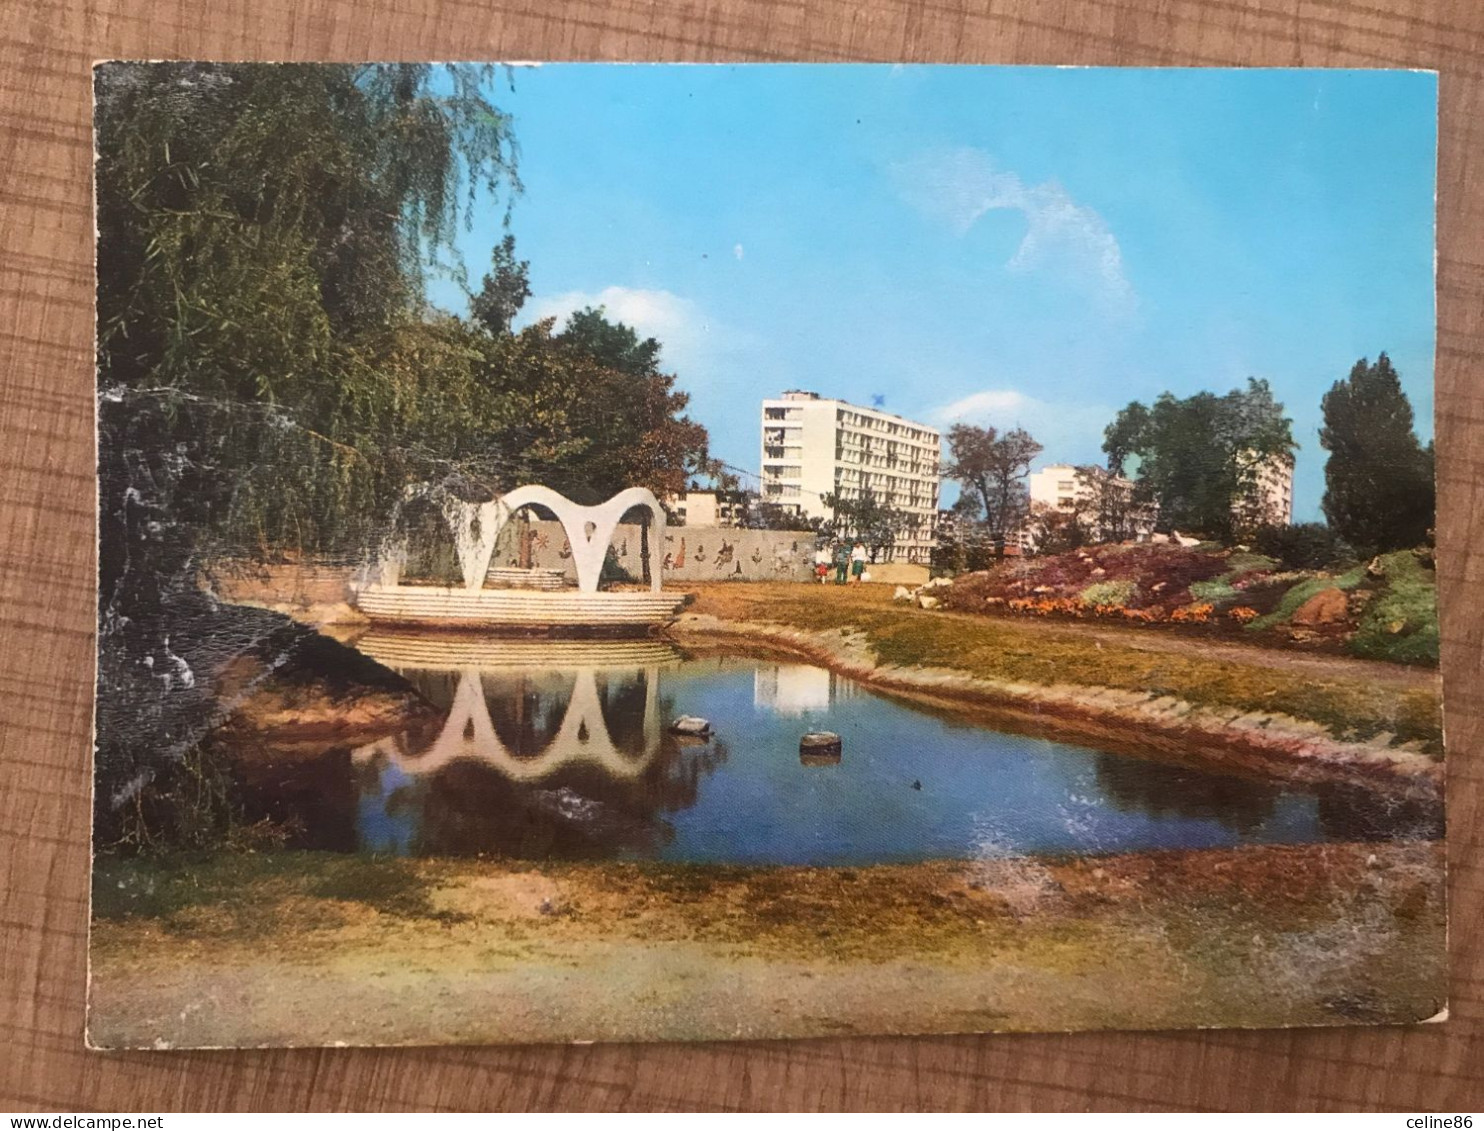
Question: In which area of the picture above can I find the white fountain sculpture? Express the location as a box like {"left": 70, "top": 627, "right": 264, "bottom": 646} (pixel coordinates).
{"left": 356, "top": 483, "right": 682, "bottom": 629}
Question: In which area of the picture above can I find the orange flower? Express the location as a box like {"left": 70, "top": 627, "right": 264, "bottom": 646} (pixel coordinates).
{"left": 1170, "top": 602, "right": 1214, "bottom": 624}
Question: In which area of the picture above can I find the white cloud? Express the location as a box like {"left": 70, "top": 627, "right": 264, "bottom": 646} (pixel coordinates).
{"left": 933, "top": 389, "right": 1035, "bottom": 420}
{"left": 931, "top": 386, "right": 1116, "bottom": 468}
{"left": 526, "top": 285, "right": 698, "bottom": 343}
{"left": 520, "top": 286, "right": 749, "bottom": 394}
{"left": 894, "top": 147, "right": 1134, "bottom": 314}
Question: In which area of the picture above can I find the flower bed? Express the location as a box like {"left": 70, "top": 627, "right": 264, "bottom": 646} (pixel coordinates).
{"left": 938, "top": 544, "right": 1438, "bottom": 665}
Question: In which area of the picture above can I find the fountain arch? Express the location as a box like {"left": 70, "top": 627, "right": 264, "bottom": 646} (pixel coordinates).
{"left": 493, "top": 485, "right": 664, "bottom": 593}
{"left": 354, "top": 484, "right": 683, "bottom": 630}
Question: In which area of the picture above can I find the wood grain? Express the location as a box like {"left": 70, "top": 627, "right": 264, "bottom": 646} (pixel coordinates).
{"left": 2, "top": 0, "right": 1480, "bottom": 1111}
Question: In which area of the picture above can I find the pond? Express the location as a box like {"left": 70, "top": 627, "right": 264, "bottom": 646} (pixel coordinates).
{"left": 229, "top": 635, "right": 1441, "bottom": 866}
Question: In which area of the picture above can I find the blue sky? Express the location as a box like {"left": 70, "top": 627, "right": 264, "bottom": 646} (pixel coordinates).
{"left": 427, "top": 65, "right": 1437, "bottom": 520}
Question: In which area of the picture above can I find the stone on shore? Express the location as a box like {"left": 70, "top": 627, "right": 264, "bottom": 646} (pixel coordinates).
{"left": 1291, "top": 587, "right": 1349, "bottom": 626}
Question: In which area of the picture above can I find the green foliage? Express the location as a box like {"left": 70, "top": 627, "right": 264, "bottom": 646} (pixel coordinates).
{"left": 1225, "top": 552, "right": 1278, "bottom": 574}
{"left": 1188, "top": 578, "right": 1237, "bottom": 603}
{"left": 930, "top": 495, "right": 993, "bottom": 573}
{"left": 398, "top": 498, "right": 466, "bottom": 584}
{"left": 1104, "top": 378, "right": 1296, "bottom": 544}
{"left": 95, "top": 63, "right": 720, "bottom": 569}
{"left": 95, "top": 62, "right": 522, "bottom": 578}
{"left": 1027, "top": 504, "right": 1090, "bottom": 556}
{"left": 1079, "top": 579, "right": 1137, "bottom": 607}
{"left": 1320, "top": 354, "right": 1435, "bottom": 553}
{"left": 1252, "top": 522, "right": 1355, "bottom": 571}
{"left": 550, "top": 308, "right": 716, "bottom": 501}
{"left": 1350, "top": 552, "right": 1440, "bottom": 666}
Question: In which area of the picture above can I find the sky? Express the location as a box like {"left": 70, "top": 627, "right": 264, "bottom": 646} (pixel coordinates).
{"left": 426, "top": 65, "right": 1437, "bottom": 520}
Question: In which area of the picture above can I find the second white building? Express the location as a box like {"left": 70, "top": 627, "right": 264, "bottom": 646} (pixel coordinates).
{"left": 760, "top": 390, "right": 942, "bottom": 562}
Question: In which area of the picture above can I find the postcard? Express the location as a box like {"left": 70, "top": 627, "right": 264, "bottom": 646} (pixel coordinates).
{"left": 90, "top": 62, "right": 1443, "bottom": 1047}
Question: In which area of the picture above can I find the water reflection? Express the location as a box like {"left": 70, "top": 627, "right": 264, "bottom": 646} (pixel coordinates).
{"left": 1093, "top": 753, "right": 1281, "bottom": 835}
{"left": 346, "top": 635, "right": 727, "bottom": 859}
{"left": 353, "top": 666, "right": 662, "bottom": 781}
{"left": 227, "top": 638, "right": 1440, "bottom": 865}
{"left": 754, "top": 663, "right": 857, "bottom": 717}
{"left": 1317, "top": 782, "right": 1444, "bottom": 841}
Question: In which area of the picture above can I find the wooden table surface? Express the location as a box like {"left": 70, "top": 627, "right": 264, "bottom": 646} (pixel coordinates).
{"left": 2, "top": 0, "right": 1481, "bottom": 1112}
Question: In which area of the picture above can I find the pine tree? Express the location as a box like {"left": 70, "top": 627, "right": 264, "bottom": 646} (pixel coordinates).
{"left": 1319, "top": 353, "right": 1434, "bottom": 553}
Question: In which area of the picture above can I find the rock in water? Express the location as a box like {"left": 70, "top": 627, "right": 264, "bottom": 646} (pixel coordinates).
{"left": 670, "top": 716, "right": 713, "bottom": 737}
{"left": 799, "top": 731, "right": 842, "bottom": 764}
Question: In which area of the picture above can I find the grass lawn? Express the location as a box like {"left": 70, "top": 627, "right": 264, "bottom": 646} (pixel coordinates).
{"left": 682, "top": 582, "right": 1442, "bottom": 756}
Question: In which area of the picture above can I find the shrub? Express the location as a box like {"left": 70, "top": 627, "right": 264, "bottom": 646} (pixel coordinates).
{"left": 1078, "top": 579, "right": 1137, "bottom": 608}
{"left": 1189, "top": 578, "right": 1237, "bottom": 603}
{"left": 1253, "top": 523, "right": 1356, "bottom": 572}
{"left": 1349, "top": 551, "right": 1439, "bottom": 665}
{"left": 1225, "top": 551, "right": 1278, "bottom": 575}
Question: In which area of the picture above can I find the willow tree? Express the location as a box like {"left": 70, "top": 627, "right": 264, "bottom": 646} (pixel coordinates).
{"left": 93, "top": 63, "right": 520, "bottom": 848}
{"left": 95, "top": 62, "right": 520, "bottom": 577}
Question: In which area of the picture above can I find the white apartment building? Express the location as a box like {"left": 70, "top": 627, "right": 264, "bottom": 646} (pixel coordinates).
{"left": 1025, "top": 463, "right": 1155, "bottom": 547}
{"left": 666, "top": 489, "right": 746, "bottom": 528}
{"left": 1028, "top": 464, "right": 1091, "bottom": 515}
{"left": 1023, "top": 453, "right": 1294, "bottom": 548}
{"left": 1238, "top": 451, "right": 1296, "bottom": 528}
{"left": 760, "top": 390, "right": 941, "bottom": 563}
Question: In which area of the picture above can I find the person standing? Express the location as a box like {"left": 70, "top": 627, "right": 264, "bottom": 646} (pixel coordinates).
{"left": 850, "top": 541, "right": 868, "bottom": 584}
{"left": 813, "top": 542, "right": 831, "bottom": 584}
{"left": 833, "top": 541, "right": 850, "bottom": 585}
